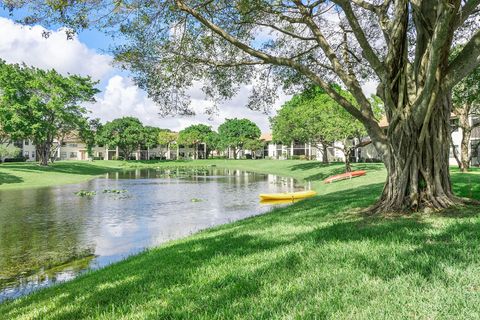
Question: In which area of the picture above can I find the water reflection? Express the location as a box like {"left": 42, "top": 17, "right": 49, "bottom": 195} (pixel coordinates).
{"left": 0, "top": 168, "right": 303, "bottom": 301}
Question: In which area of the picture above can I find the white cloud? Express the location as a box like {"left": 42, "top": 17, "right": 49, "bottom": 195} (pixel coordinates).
{"left": 91, "top": 76, "right": 288, "bottom": 132}
{"left": 0, "top": 17, "right": 112, "bottom": 81}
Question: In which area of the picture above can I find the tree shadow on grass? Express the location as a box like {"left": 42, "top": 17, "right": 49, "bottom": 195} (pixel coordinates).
{"left": 0, "top": 172, "right": 23, "bottom": 185}
{"left": 5, "top": 179, "right": 480, "bottom": 319}
{"left": 289, "top": 162, "right": 385, "bottom": 181}
{"left": 0, "top": 162, "right": 119, "bottom": 176}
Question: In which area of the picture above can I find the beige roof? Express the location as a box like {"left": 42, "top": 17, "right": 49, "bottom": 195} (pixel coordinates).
{"left": 260, "top": 133, "right": 273, "bottom": 142}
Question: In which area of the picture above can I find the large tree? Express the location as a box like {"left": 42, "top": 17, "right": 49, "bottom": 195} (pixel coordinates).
{"left": 450, "top": 54, "right": 480, "bottom": 172}
{"left": 97, "top": 117, "right": 144, "bottom": 160}
{"left": 0, "top": 60, "right": 98, "bottom": 165}
{"left": 10, "top": 1, "right": 480, "bottom": 212}
{"left": 218, "top": 118, "right": 261, "bottom": 159}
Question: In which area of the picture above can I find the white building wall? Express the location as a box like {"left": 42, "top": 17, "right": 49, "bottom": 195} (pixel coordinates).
{"left": 21, "top": 140, "right": 36, "bottom": 161}
{"left": 450, "top": 127, "right": 463, "bottom": 166}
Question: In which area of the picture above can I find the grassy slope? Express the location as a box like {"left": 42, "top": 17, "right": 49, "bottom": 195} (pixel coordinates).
{"left": 1, "top": 161, "right": 480, "bottom": 319}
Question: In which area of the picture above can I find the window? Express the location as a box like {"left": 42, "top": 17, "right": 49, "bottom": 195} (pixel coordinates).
{"left": 24, "top": 152, "right": 29, "bottom": 158}
{"left": 70, "top": 152, "right": 77, "bottom": 158}
{"left": 473, "top": 117, "right": 480, "bottom": 127}
{"left": 98, "top": 152, "right": 103, "bottom": 158}
{"left": 60, "top": 152, "right": 67, "bottom": 159}
{"left": 61, "top": 142, "right": 66, "bottom": 147}
{"left": 69, "top": 143, "right": 78, "bottom": 148}
{"left": 24, "top": 140, "right": 29, "bottom": 146}
{"left": 293, "top": 149, "right": 306, "bottom": 156}
{"left": 31, "top": 151, "right": 35, "bottom": 158}
{"left": 471, "top": 140, "right": 480, "bottom": 159}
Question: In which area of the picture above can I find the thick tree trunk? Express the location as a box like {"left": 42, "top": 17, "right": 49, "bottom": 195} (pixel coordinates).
{"left": 37, "top": 142, "right": 51, "bottom": 166}
{"left": 371, "top": 95, "right": 461, "bottom": 213}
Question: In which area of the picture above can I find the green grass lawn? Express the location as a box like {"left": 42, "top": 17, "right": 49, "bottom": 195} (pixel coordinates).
{"left": 1, "top": 160, "right": 480, "bottom": 319}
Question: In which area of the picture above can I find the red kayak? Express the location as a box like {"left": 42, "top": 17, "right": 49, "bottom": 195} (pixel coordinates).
{"left": 324, "top": 170, "right": 367, "bottom": 184}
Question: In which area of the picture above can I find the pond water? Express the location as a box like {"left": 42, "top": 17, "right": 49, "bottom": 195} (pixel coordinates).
{"left": 0, "top": 167, "right": 304, "bottom": 302}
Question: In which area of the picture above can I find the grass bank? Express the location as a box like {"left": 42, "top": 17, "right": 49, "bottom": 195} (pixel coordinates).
{"left": 0, "top": 159, "right": 386, "bottom": 193}
{"left": 1, "top": 160, "right": 480, "bottom": 319}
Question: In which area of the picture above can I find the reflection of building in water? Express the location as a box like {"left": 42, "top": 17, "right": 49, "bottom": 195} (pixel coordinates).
{"left": 267, "top": 174, "right": 297, "bottom": 191}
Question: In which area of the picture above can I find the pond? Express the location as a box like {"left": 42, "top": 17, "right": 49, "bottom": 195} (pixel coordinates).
{"left": 0, "top": 167, "right": 305, "bottom": 302}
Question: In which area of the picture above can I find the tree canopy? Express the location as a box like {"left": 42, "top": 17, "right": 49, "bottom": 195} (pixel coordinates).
{"left": 0, "top": 60, "right": 98, "bottom": 165}
{"left": 158, "top": 130, "right": 177, "bottom": 146}
{"left": 218, "top": 118, "right": 260, "bottom": 158}
{"left": 178, "top": 124, "right": 213, "bottom": 159}
{"left": 96, "top": 117, "right": 144, "bottom": 160}
{"left": 143, "top": 126, "right": 162, "bottom": 149}
{"left": 271, "top": 86, "right": 378, "bottom": 169}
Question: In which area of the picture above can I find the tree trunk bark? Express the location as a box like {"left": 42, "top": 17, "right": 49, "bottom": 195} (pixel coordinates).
{"left": 371, "top": 94, "right": 461, "bottom": 213}
{"left": 322, "top": 144, "right": 329, "bottom": 163}
{"left": 38, "top": 142, "right": 50, "bottom": 166}
{"left": 450, "top": 135, "right": 463, "bottom": 170}
{"left": 459, "top": 112, "right": 471, "bottom": 172}
{"left": 344, "top": 147, "right": 352, "bottom": 173}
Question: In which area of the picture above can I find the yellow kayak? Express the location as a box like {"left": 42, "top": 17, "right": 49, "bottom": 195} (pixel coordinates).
{"left": 259, "top": 190, "right": 317, "bottom": 201}
{"left": 260, "top": 199, "right": 300, "bottom": 205}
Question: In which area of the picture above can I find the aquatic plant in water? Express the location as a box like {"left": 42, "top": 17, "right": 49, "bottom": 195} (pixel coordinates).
{"left": 74, "top": 190, "right": 97, "bottom": 197}
{"left": 102, "top": 189, "right": 128, "bottom": 194}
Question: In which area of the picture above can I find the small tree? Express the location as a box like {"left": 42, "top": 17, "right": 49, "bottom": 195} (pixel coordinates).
{"left": 204, "top": 131, "right": 221, "bottom": 158}
{"left": 451, "top": 52, "right": 480, "bottom": 172}
{"left": 0, "top": 60, "right": 98, "bottom": 165}
{"left": 143, "top": 126, "right": 161, "bottom": 159}
{"left": 97, "top": 117, "right": 144, "bottom": 160}
{"left": 177, "top": 124, "right": 212, "bottom": 159}
{"left": 158, "top": 130, "right": 177, "bottom": 159}
{"left": 244, "top": 139, "right": 265, "bottom": 159}
{"left": 218, "top": 118, "right": 261, "bottom": 159}
{"left": 79, "top": 118, "right": 103, "bottom": 159}
{"left": 0, "top": 145, "right": 20, "bottom": 163}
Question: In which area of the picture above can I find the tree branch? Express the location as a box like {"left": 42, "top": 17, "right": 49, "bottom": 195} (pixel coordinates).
{"left": 255, "top": 22, "right": 316, "bottom": 41}
{"left": 175, "top": 0, "right": 382, "bottom": 132}
{"left": 454, "top": 0, "right": 480, "bottom": 29}
{"left": 292, "top": 0, "right": 378, "bottom": 122}
{"left": 335, "top": 0, "right": 387, "bottom": 80}
{"left": 445, "top": 28, "right": 480, "bottom": 89}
